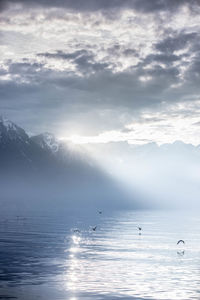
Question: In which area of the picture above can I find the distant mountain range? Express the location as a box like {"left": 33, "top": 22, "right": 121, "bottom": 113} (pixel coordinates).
{"left": 83, "top": 139, "right": 200, "bottom": 158}
{"left": 2, "top": 116, "right": 198, "bottom": 212}
{"left": 0, "top": 117, "right": 134, "bottom": 213}
{"left": 82, "top": 140, "right": 200, "bottom": 209}
{"left": 0, "top": 116, "right": 99, "bottom": 180}
{"left": 82, "top": 139, "right": 200, "bottom": 175}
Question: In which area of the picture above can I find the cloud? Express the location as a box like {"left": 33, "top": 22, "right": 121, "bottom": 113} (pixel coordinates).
{"left": 155, "top": 32, "right": 198, "bottom": 53}
{"left": 143, "top": 53, "right": 181, "bottom": 65}
{"left": 1, "top": 0, "right": 200, "bottom": 14}
{"left": 38, "top": 49, "right": 112, "bottom": 75}
{"left": 1, "top": 0, "right": 200, "bottom": 145}
{"left": 38, "top": 49, "right": 90, "bottom": 61}
{"left": 0, "top": 50, "right": 196, "bottom": 136}
{"left": 123, "top": 48, "right": 138, "bottom": 57}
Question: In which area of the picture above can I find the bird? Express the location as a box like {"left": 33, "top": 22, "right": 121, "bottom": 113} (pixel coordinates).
{"left": 177, "top": 250, "right": 185, "bottom": 257}
{"left": 98, "top": 211, "right": 102, "bottom": 214}
{"left": 177, "top": 240, "right": 185, "bottom": 245}
{"left": 73, "top": 229, "right": 80, "bottom": 233}
{"left": 137, "top": 226, "right": 142, "bottom": 231}
{"left": 92, "top": 226, "right": 97, "bottom": 231}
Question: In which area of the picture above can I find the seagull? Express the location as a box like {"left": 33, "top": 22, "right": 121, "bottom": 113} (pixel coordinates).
{"left": 177, "top": 250, "right": 185, "bottom": 257}
{"left": 92, "top": 226, "right": 97, "bottom": 231}
{"left": 177, "top": 240, "right": 185, "bottom": 245}
{"left": 73, "top": 229, "right": 80, "bottom": 233}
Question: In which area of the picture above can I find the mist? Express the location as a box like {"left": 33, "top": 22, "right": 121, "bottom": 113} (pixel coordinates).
{"left": 1, "top": 115, "right": 199, "bottom": 214}
{"left": 80, "top": 141, "right": 200, "bottom": 210}
{"left": 0, "top": 118, "right": 139, "bottom": 216}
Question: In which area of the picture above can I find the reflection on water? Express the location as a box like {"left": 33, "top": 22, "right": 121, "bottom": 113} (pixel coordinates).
{"left": 0, "top": 210, "right": 200, "bottom": 299}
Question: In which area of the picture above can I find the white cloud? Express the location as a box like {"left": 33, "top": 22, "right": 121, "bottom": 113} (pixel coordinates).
{"left": 1, "top": 1, "right": 200, "bottom": 144}
{"left": 64, "top": 100, "right": 200, "bottom": 145}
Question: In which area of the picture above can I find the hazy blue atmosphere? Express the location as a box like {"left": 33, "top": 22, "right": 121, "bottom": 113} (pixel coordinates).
{"left": 1, "top": 0, "right": 200, "bottom": 299}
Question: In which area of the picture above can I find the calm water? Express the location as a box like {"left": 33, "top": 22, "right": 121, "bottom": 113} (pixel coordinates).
{"left": 0, "top": 210, "right": 200, "bottom": 300}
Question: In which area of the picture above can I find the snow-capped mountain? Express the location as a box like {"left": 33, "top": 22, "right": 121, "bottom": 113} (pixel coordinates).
{"left": 0, "top": 116, "right": 30, "bottom": 143}
{"left": 0, "top": 116, "right": 42, "bottom": 171}
{"left": 31, "top": 132, "right": 59, "bottom": 153}
{"left": 0, "top": 116, "right": 93, "bottom": 174}
{"left": 0, "top": 117, "right": 131, "bottom": 211}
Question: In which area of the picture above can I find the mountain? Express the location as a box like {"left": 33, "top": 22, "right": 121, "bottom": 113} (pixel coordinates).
{"left": 0, "top": 117, "right": 134, "bottom": 213}
{"left": 31, "top": 132, "right": 59, "bottom": 153}
{"left": 82, "top": 140, "right": 200, "bottom": 209}
{"left": 0, "top": 116, "right": 94, "bottom": 175}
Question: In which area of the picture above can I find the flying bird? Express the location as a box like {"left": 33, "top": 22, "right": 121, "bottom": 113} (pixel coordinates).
{"left": 137, "top": 226, "right": 142, "bottom": 231}
{"left": 177, "top": 250, "right": 185, "bottom": 257}
{"left": 177, "top": 240, "right": 185, "bottom": 245}
{"left": 98, "top": 211, "right": 102, "bottom": 214}
{"left": 73, "top": 229, "right": 80, "bottom": 233}
{"left": 92, "top": 226, "right": 97, "bottom": 231}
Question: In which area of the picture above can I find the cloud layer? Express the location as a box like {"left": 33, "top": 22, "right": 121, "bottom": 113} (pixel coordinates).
{"left": 1, "top": 0, "right": 200, "bottom": 143}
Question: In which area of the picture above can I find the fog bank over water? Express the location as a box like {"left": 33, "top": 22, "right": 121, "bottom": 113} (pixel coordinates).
{"left": 1, "top": 117, "right": 200, "bottom": 213}
{"left": 0, "top": 117, "right": 140, "bottom": 215}
{"left": 80, "top": 140, "right": 200, "bottom": 209}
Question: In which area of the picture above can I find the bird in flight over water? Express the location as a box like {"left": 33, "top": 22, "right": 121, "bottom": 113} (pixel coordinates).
{"left": 92, "top": 226, "right": 97, "bottom": 231}
{"left": 177, "top": 240, "right": 185, "bottom": 245}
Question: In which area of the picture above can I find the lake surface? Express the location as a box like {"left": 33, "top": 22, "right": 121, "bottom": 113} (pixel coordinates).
{"left": 0, "top": 210, "right": 200, "bottom": 300}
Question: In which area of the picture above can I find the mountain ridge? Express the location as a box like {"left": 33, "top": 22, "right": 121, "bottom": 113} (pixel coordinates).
{"left": 0, "top": 116, "right": 135, "bottom": 213}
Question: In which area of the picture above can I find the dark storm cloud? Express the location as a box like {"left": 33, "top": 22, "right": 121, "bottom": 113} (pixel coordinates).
{"left": 0, "top": 57, "right": 181, "bottom": 111}
{"left": 1, "top": 0, "right": 200, "bottom": 13}
{"left": 183, "top": 35, "right": 200, "bottom": 83}
{"left": 143, "top": 53, "right": 181, "bottom": 65}
{"left": 155, "top": 32, "right": 197, "bottom": 53}
{"left": 183, "top": 53, "right": 200, "bottom": 86}
{"left": 106, "top": 44, "right": 122, "bottom": 56}
{"left": 38, "top": 50, "right": 90, "bottom": 60}
{"left": 1, "top": 43, "right": 200, "bottom": 135}
{"left": 9, "top": 62, "right": 44, "bottom": 75}
{"left": 105, "top": 45, "right": 139, "bottom": 60}
{"left": 123, "top": 49, "right": 138, "bottom": 57}
{"left": 38, "top": 49, "right": 111, "bottom": 74}
{"left": 147, "top": 65, "right": 179, "bottom": 78}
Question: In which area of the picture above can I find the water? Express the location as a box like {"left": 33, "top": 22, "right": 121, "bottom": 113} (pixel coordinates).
{"left": 0, "top": 210, "right": 200, "bottom": 300}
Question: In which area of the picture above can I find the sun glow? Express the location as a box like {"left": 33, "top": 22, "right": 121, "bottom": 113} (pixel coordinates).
{"left": 59, "top": 99, "right": 200, "bottom": 146}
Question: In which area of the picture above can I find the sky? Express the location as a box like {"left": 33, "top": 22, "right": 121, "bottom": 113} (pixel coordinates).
{"left": 1, "top": 0, "right": 200, "bottom": 145}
